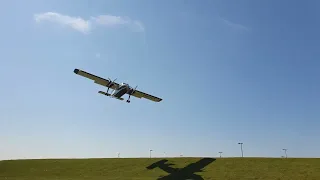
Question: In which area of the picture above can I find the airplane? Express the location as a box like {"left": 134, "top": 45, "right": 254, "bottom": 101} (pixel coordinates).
{"left": 73, "top": 68, "right": 162, "bottom": 103}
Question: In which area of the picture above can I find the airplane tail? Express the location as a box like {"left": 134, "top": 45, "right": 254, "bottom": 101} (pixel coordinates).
{"left": 98, "top": 91, "right": 111, "bottom": 96}
{"left": 113, "top": 97, "right": 124, "bottom": 101}
{"left": 98, "top": 91, "right": 124, "bottom": 100}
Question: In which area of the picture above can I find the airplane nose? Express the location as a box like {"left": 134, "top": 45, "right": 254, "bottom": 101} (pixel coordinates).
{"left": 74, "top": 69, "right": 79, "bottom": 74}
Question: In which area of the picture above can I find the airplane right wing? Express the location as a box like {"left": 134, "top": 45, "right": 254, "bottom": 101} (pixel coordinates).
{"left": 74, "top": 69, "right": 120, "bottom": 90}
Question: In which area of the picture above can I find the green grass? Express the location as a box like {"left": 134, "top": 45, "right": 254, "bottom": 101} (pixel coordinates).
{"left": 1, "top": 157, "right": 320, "bottom": 180}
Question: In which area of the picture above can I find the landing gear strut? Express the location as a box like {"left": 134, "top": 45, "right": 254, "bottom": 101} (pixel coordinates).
{"left": 126, "top": 85, "right": 138, "bottom": 103}
{"left": 106, "top": 87, "right": 111, "bottom": 96}
{"left": 126, "top": 95, "right": 131, "bottom": 103}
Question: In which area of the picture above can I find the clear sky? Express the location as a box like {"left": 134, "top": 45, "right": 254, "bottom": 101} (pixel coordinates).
{"left": 1, "top": 0, "right": 319, "bottom": 160}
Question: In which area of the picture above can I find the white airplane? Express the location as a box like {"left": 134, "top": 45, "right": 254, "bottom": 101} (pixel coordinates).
{"left": 73, "top": 69, "right": 162, "bottom": 103}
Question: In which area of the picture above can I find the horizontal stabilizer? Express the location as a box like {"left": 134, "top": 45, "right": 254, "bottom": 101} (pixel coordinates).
{"left": 113, "top": 97, "right": 124, "bottom": 101}
{"left": 98, "top": 91, "right": 124, "bottom": 101}
{"left": 98, "top": 91, "right": 111, "bottom": 96}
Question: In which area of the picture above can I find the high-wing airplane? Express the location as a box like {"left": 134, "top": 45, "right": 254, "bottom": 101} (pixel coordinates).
{"left": 73, "top": 69, "right": 162, "bottom": 103}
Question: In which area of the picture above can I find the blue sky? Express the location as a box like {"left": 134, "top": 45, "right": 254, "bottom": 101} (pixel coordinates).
{"left": 1, "top": 0, "right": 319, "bottom": 160}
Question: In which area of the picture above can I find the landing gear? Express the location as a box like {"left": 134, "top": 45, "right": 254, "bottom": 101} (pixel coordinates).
{"left": 127, "top": 95, "right": 131, "bottom": 103}
{"left": 126, "top": 85, "right": 138, "bottom": 103}
{"left": 106, "top": 87, "right": 110, "bottom": 96}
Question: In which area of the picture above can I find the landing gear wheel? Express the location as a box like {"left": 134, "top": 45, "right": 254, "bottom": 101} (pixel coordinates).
{"left": 127, "top": 94, "right": 131, "bottom": 103}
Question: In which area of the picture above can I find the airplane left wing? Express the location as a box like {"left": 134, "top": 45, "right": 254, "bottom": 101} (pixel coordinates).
{"left": 131, "top": 90, "right": 162, "bottom": 102}
{"left": 74, "top": 69, "right": 120, "bottom": 89}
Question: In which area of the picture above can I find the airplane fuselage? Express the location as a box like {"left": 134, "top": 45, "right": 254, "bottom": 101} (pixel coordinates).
{"left": 111, "top": 83, "right": 130, "bottom": 98}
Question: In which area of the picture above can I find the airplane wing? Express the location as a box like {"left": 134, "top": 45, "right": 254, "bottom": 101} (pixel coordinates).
{"left": 130, "top": 90, "right": 162, "bottom": 102}
{"left": 74, "top": 69, "right": 120, "bottom": 89}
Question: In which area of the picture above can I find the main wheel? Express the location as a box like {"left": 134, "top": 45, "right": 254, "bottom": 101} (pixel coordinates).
{"left": 127, "top": 100, "right": 130, "bottom": 103}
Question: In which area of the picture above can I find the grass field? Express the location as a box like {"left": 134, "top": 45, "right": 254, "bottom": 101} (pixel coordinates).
{"left": 1, "top": 157, "right": 320, "bottom": 180}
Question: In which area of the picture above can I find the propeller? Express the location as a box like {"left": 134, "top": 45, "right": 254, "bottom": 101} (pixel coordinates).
{"left": 106, "top": 78, "right": 117, "bottom": 94}
{"left": 131, "top": 85, "right": 138, "bottom": 95}
{"left": 108, "top": 78, "right": 117, "bottom": 85}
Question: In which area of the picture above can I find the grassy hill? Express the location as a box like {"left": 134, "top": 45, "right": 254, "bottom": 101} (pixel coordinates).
{"left": 1, "top": 157, "right": 320, "bottom": 180}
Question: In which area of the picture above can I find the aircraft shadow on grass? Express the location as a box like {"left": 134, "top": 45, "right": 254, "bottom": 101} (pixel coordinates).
{"left": 146, "top": 158, "right": 215, "bottom": 180}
